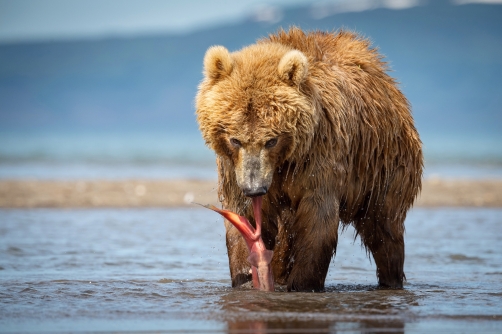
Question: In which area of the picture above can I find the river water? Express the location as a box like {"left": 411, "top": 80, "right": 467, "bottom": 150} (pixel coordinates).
{"left": 1, "top": 207, "right": 501, "bottom": 333}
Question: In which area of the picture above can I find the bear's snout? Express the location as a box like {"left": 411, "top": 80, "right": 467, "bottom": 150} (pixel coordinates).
{"left": 243, "top": 185, "right": 268, "bottom": 198}
{"left": 235, "top": 149, "right": 274, "bottom": 198}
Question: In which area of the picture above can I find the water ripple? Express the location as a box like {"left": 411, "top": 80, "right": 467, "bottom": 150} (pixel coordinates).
{"left": 0, "top": 208, "right": 501, "bottom": 332}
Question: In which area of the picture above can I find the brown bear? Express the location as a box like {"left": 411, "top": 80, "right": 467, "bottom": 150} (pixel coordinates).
{"left": 196, "top": 27, "right": 423, "bottom": 292}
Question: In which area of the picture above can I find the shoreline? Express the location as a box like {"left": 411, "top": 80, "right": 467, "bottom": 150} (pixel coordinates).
{"left": 1, "top": 178, "right": 501, "bottom": 208}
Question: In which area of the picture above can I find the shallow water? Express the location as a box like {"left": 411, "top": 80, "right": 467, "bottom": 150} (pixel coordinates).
{"left": 0, "top": 208, "right": 501, "bottom": 333}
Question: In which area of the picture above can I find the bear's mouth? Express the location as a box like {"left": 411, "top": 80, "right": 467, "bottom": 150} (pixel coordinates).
{"left": 200, "top": 196, "right": 274, "bottom": 291}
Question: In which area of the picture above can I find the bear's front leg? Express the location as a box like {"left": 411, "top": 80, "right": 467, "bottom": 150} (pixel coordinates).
{"left": 286, "top": 192, "right": 340, "bottom": 292}
{"left": 224, "top": 219, "right": 252, "bottom": 286}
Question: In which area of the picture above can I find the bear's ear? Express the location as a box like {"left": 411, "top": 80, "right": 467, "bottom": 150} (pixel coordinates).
{"left": 203, "top": 46, "right": 234, "bottom": 81}
{"left": 278, "top": 50, "right": 308, "bottom": 86}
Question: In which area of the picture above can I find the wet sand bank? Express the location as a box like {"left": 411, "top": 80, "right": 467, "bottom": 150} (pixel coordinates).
{"left": 0, "top": 178, "right": 501, "bottom": 208}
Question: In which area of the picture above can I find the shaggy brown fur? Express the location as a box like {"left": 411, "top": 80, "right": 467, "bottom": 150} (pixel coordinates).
{"left": 196, "top": 27, "right": 423, "bottom": 292}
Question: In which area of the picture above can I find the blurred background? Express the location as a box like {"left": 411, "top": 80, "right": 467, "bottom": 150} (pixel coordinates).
{"left": 1, "top": 0, "right": 501, "bottom": 180}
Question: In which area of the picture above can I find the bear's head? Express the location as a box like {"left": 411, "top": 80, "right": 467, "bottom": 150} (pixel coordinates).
{"left": 196, "top": 43, "right": 318, "bottom": 197}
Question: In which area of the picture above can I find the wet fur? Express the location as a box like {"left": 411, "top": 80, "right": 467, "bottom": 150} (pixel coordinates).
{"left": 196, "top": 28, "right": 423, "bottom": 291}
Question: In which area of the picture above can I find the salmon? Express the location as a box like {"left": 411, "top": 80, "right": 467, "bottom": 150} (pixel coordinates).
{"left": 200, "top": 197, "right": 274, "bottom": 292}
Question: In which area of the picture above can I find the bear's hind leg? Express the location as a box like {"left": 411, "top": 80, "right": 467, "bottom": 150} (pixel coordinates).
{"left": 353, "top": 215, "right": 405, "bottom": 289}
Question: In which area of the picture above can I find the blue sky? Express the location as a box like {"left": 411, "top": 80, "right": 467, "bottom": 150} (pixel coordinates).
{"left": 0, "top": 0, "right": 318, "bottom": 42}
{"left": 1, "top": 0, "right": 500, "bottom": 43}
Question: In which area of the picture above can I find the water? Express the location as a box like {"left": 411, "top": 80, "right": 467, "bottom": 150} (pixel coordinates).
{"left": 1, "top": 208, "right": 501, "bottom": 333}
{"left": 1, "top": 131, "right": 502, "bottom": 180}
{"left": 0, "top": 132, "right": 218, "bottom": 180}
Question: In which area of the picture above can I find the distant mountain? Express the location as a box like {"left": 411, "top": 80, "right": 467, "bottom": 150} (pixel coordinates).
{"left": 0, "top": 0, "right": 501, "bottom": 139}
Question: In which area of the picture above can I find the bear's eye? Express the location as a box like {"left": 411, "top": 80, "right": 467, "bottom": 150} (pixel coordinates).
{"left": 230, "top": 138, "right": 242, "bottom": 148}
{"left": 265, "top": 138, "right": 278, "bottom": 148}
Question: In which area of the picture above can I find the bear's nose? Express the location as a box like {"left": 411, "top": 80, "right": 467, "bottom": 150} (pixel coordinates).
{"left": 243, "top": 186, "right": 268, "bottom": 197}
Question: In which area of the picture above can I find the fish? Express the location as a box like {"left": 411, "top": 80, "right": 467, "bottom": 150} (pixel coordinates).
{"left": 198, "top": 196, "right": 274, "bottom": 292}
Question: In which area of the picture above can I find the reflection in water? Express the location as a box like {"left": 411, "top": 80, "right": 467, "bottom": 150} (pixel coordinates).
{"left": 227, "top": 319, "right": 405, "bottom": 334}
{"left": 220, "top": 286, "right": 411, "bottom": 333}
